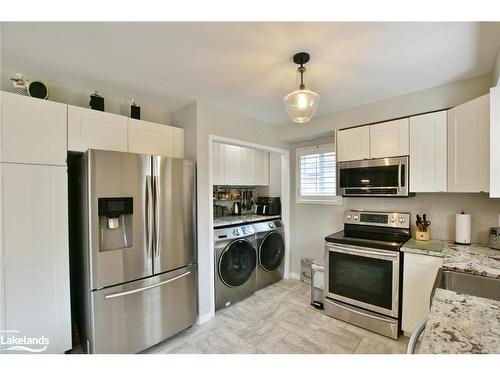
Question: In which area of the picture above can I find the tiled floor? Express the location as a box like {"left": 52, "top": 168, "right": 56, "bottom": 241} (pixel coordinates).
{"left": 143, "top": 279, "right": 409, "bottom": 354}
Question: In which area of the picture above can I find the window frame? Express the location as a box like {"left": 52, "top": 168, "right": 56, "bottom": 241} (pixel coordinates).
{"left": 295, "top": 143, "right": 343, "bottom": 205}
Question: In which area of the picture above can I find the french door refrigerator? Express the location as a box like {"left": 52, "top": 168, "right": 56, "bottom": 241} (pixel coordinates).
{"left": 76, "top": 149, "right": 197, "bottom": 354}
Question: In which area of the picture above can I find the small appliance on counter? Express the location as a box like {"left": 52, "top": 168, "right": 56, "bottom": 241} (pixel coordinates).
{"left": 455, "top": 211, "right": 471, "bottom": 245}
{"left": 255, "top": 196, "right": 281, "bottom": 216}
{"left": 488, "top": 227, "right": 500, "bottom": 250}
{"left": 232, "top": 201, "right": 241, "bottom": 216}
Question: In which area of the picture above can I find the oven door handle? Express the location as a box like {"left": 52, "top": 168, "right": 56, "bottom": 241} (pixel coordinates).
{"left": 326, "top": 243, "right": 399, "bottom": 259}
{"left": 326, "top": 299, "right": 397, "bottom": 324}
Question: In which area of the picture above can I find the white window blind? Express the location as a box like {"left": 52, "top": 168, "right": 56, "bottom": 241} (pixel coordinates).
{"left": 296, "top": 143, "right": 341, "bottom": 204}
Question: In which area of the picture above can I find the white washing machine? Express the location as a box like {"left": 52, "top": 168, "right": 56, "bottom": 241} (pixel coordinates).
{"left": 214, "top": 224, "right": 257, "bottom": 311}
{"left": 253, "top": 220, "right": 285, "bottom": 290}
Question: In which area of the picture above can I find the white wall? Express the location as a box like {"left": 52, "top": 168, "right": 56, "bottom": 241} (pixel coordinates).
{"left": 493, "top": 47, "right": 500, "bottom": 87}
{"left": 290, "top": 137, "right": 344, "bottom": 277}
{"left": 0, "top": 66, "right": 172, "bottom": 125}
{"left": 172, "top": 101, "right": 288, "bottom": 322}
{"left": 278, "top": 73, "right": 493, "bottom": 143}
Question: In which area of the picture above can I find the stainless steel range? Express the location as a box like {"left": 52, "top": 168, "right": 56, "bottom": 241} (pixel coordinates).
{"left": 324, "top": 210, "right": 411, "bottom": 339}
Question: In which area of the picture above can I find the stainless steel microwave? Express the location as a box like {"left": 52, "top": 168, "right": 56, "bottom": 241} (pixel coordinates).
{"left": 337, "top": 156, "right": 409, "bottom": 197}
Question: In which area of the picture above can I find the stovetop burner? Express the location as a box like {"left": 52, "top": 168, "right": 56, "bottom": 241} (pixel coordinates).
{"left": 325, "top": 210, "right": 411, "bottom": 251}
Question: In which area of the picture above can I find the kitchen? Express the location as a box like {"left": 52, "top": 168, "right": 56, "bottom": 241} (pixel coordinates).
{"left": 1, "top": 10, "right": 500, "bottom": 374}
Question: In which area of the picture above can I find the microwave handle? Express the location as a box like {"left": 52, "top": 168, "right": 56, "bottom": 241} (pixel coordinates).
{"left": 397, "top": 161, "right": 402, "bottom": 192}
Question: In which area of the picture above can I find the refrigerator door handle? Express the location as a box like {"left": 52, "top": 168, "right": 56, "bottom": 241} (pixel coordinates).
{"left": 104, "top": 271, "right": 192, "bottom": 300}
{"left": 153, "top": 175, "right": 160, "bottom": 257}
{"left": 146, "top": 175, "right": 153, "bottom": 258}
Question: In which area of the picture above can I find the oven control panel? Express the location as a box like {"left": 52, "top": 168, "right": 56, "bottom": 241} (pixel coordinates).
{"left": 344, "top": 210, "right": 410, "bottom": 229}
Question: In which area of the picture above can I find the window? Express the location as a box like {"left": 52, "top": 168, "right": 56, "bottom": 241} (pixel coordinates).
{"left": 296, "top": 143, "right": 342, "bottom": 204}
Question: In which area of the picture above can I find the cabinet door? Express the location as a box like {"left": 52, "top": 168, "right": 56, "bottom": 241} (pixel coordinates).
{"left": 409, "top": 111, "right": 447, "bottom": 192}
{"left": 223, "top": 144, "right": 243, "bottom": 185}
{"left": 0, "top": 91, "right": 66, "bottom": 165}
{"left": 336, "top": 126, "right": 370, "bottom": 162}
{"left": 68, "top": 105, "right": 127, "bottom": 152}
{"left": 212, "top": 142, "right": 225, "bottom": 185}
{"left": 254, "top": 149, "right": 269, "bottom": 186}
{"left": 447, "top": 94, "right": 490, "bottom": 192}
{"left": 242, "top": 147, "right": 255, "bottom": 186}
{"left": 402, "top": 253, "right": 443, "bottom": 336}
{"left": 128, "top": 118, "right": 185, "bottom": 158}
{"left": 370, "top": 118, "right": 409, "bottom": 158}
{"left": 491, "top": 87, "right": 500, "bottom": 197}
{"left": 0, "top": 163, "right": 71, "bottom": 353}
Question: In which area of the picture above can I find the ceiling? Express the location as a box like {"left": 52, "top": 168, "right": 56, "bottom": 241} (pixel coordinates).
{"left": 1, "top": 22, "right": 499, "bottom": 125}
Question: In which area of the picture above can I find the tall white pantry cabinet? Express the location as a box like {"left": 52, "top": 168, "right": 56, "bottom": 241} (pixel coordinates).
{"left": 0, "top": 91, "right": 71, "bottom": 354}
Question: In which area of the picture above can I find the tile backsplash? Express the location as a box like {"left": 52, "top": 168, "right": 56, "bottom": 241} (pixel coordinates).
{"left": 345, "top": 193, "right": 500, "bottom": 244}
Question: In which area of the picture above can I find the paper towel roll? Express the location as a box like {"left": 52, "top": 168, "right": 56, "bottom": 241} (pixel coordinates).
{"left": 498, "top": 214, "right": 500, "bottom": 226}
{"left": 455, "top": 212, "right": 471, "bottom": 245}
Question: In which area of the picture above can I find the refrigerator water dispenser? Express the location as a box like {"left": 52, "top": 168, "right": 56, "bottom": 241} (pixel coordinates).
{"left": 98, "top": 197, "right": 133, "bottom": 251}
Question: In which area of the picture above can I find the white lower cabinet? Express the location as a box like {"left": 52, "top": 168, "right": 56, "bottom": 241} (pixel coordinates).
{"left": 68, "top": 105, "right": 128, "bottom": 152}
{"left": 0, "top": 163, "right": 71, "bottom": 353}
{"left": 402, "top": 252, "right": 443, "bottom": 336}
{"left": 409, "top": 111, "right": 447, "bottom": 192}
{"left": 128, "top": 118, "right": 185, "bottom": 158}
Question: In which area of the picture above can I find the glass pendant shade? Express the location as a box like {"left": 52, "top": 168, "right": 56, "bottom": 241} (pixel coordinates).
{"left": 283, "top": 88, "right": 320, "bottom": 124}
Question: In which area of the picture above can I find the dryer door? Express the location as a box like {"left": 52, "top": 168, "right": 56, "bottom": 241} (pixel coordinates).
{"left": 219, "top": 239, "right": 257, "bottom": 287}
{"left": 259, "top": 231, "right": 285, "bottom": 272}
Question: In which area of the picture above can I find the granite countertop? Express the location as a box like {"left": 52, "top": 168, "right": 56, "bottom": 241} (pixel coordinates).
{"left": 418, "top": 289, "right": 500, "bottom": 354}
{"left": 402, "top": 239, "right": 500, "bottom": 279}
{"left": 213, "top": 214, "right": 281, "bottom": 228}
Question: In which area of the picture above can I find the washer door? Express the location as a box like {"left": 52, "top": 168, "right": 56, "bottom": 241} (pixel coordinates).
{"left": 219, "top": 239, "right": 257, "bottom": 287}
{"left": 259, "top": 231, "right": 285, "bottom": 272}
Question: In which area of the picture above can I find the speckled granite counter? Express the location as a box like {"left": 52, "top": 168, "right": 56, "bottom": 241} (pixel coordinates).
{"left": 213, "top": 214, "right": 281, "bottom": 228}
{"left": 402, "top": 239, "right": 500, "bottom": 278}
{"left": 401, "top": 239, "right": 447, "bottom": 257}
{"left": 418, "top": 289, "right": 500, "bottom": 354}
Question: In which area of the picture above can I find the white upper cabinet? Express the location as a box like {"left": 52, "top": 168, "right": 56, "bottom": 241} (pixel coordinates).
{"left": 0, "top": 91, "right": 67, "bottom": 165}
{"left": 336, "top": 126, "right": 370, "bottom": 162}
{"left": 369, "top": 118, "right": 409, "bottom": 159}
{"left": 68, "top": 105, "right": 128, "bottom": 152}
{"left": 0, "top": 163, "right": 71, "bottom": 353}
{"left": 212, "top": 142, "right": 225, "bottom": 185}
{"left": 409, "top": 111, "right": 447, "bottom": 192}
{"left": 254, "top": 149, "right": 269, "bottom": 186}
{"left": 212, "top": 142, "right": 269, "bottom": 186}
{"left": 447, "top": 94, "right": 490, "bottom": 193}
{"left": 490, "top": 87, "right": 500, "bottom": 198}
{"left": 242, "top": 147, "right": 256, "bottom": 185}
{"left": 223, "top": 144, "right": 244, "bottom": 186}
{"left": 128, "top": 118, "right": 185, "bottom": 158}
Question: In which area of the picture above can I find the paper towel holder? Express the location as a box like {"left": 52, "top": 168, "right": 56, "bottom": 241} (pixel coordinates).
{"left": 455, "top": 210, "right": 471, "bottom": 245}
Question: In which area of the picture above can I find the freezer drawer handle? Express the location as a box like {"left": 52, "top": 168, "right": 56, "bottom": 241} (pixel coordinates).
{"left": 104, "top": 271, "right": 192, "bottom": 300}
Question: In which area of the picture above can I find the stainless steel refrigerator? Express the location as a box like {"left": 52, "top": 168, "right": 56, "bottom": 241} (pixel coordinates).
{"left": 75, "top": 149, "right": 197, "bottom": 354}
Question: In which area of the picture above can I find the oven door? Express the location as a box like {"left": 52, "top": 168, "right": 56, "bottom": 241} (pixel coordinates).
{"left": 337, "top": 156, "right": 409, "bottom": 197}
{"left": 325, "top": 242, "right": 400, "bottom": 318}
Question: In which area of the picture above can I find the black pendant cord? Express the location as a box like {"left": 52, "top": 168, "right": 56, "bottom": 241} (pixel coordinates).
{"left": 293, "top": 52, "right": 310, "bottom": 91}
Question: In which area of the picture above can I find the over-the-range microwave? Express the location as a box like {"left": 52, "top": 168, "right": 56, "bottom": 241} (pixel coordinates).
{"left": 337, "top": 156, "right": 410, "bottom": 197}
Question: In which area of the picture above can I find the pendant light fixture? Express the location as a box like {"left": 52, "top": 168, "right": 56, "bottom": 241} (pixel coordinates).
{"left": 283, "top": 52, "right": 320, "bottom": 124}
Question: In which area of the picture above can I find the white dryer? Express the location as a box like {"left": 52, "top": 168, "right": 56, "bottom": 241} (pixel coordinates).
{"left": 253, "top": 220, "right": 285, "bottom": 290}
